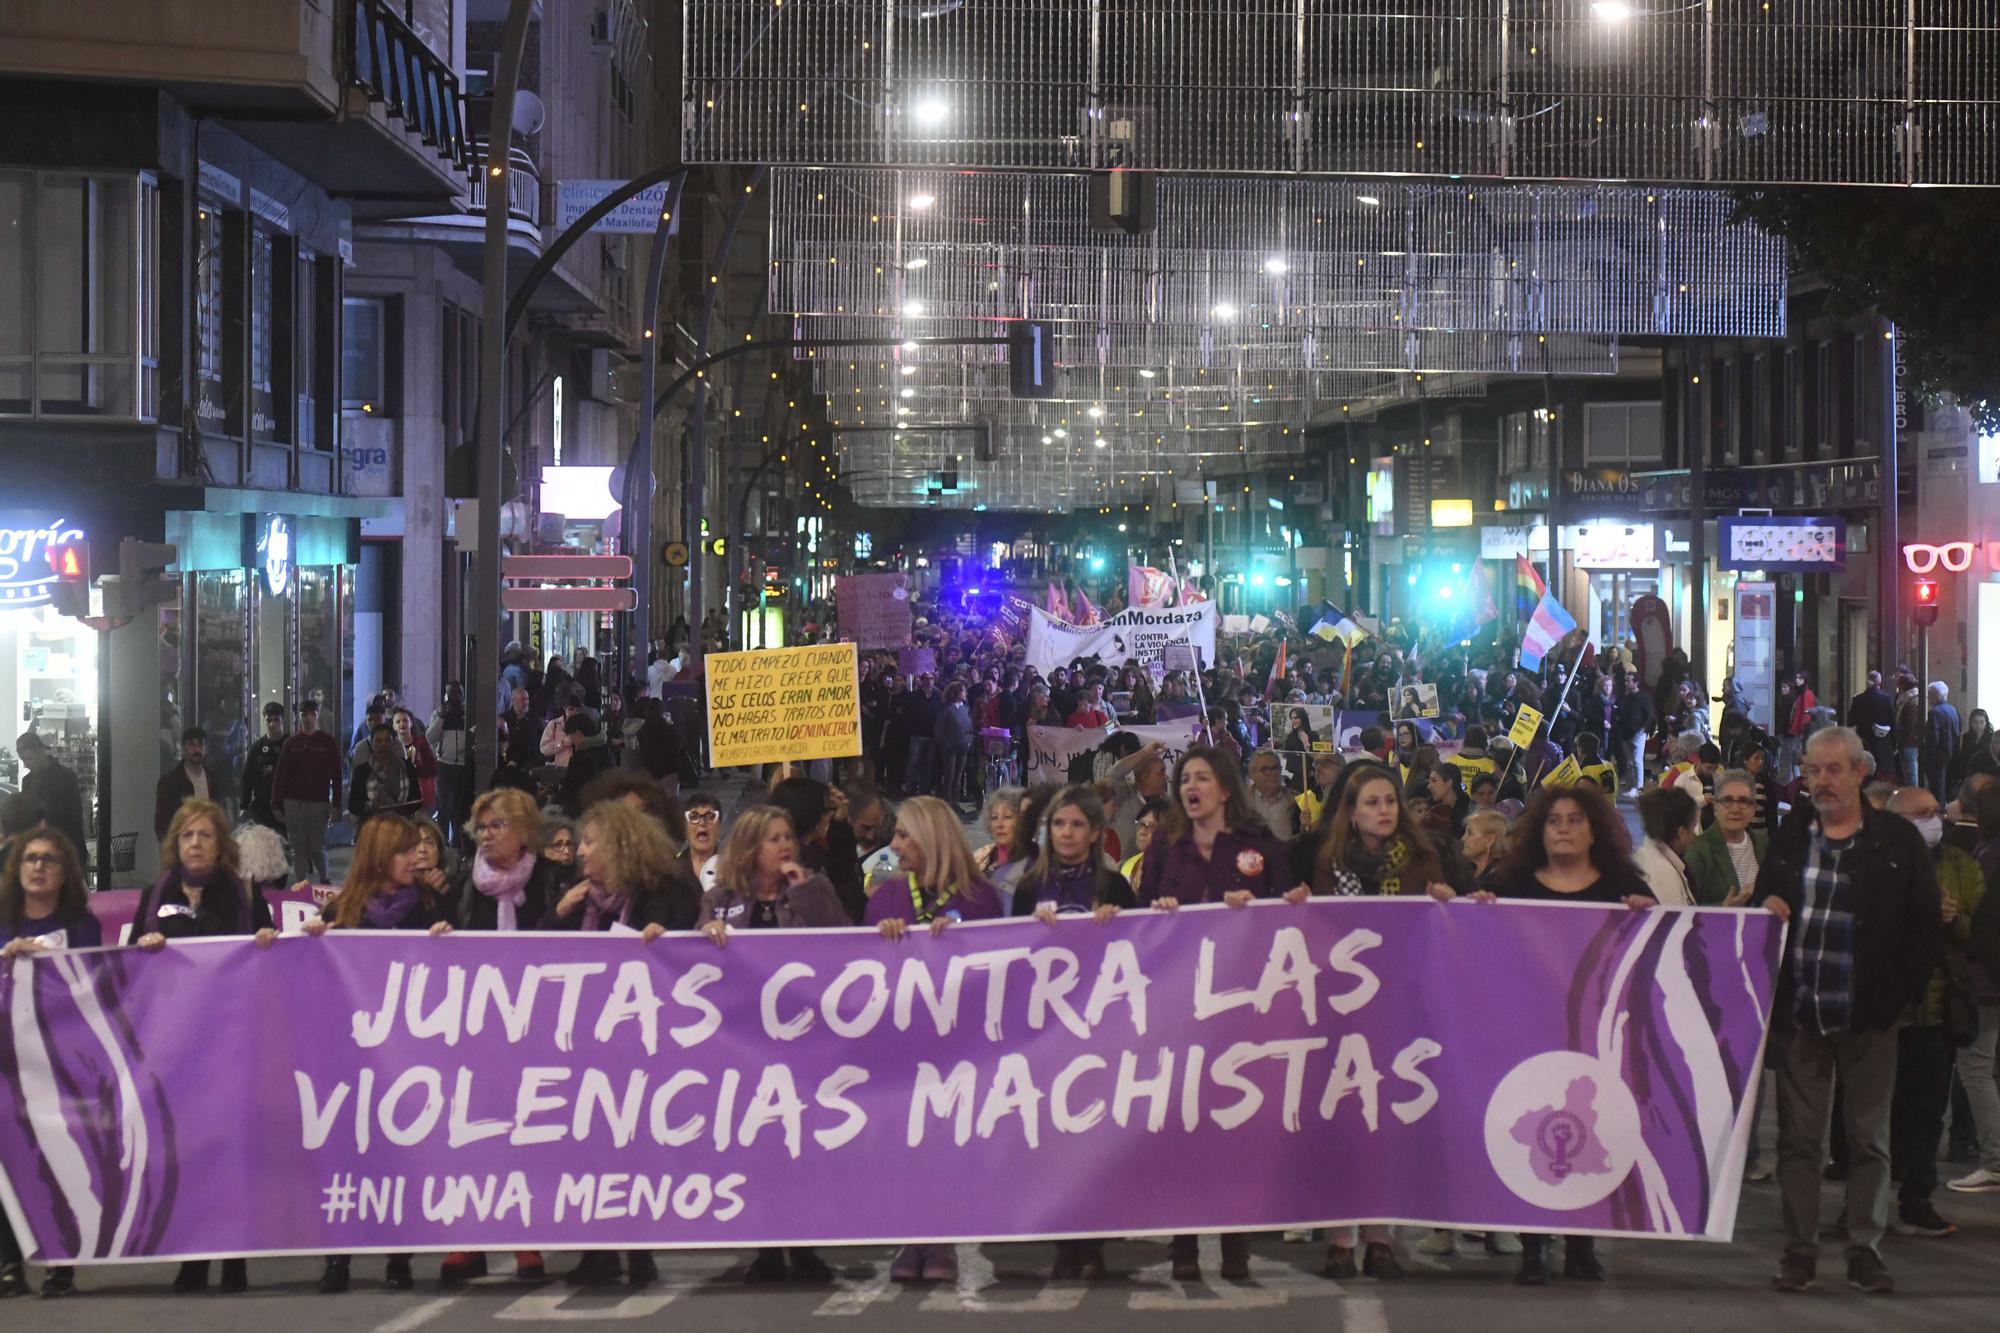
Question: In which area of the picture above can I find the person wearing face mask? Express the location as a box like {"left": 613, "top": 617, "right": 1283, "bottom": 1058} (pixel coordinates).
{"left": 300, "top": 815, "right": 453, "bottom": 1293}
{"left": 1135, "top": 745, "right": 1300, "bottom": 1282}
{"left": 680, "top": 793, "right": 723, "bottom": 890}
{"left": 696, "top": 806, "right": 849, "bottom": 1287}
{"left": 1883, "top": 787, "right": 1983, "bottom": 1239}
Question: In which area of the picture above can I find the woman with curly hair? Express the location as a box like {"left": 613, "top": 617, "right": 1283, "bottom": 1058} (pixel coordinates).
{"left": 1485, "top": 780, "right": 1652, "bottom": 1286}
{"left": 542, "top": 800, "right": 702, "bottom": 940}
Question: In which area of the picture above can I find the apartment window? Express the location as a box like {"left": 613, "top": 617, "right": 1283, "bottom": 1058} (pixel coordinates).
{"left": 295, "top": 250, "right": 318, "bottom": 448}
{"left": 195, "top": 197, "right": 229, "bottom": 426}
{"left": 342, "top": 296, "right": 396, "bottom": 413}
{"left": 0, "top": 170, "right": 159, "bottom": 419}
{"left": 250, "top": 224, "right": 278, "bottom": 439}
{"left": 1584, "top": 402, "right": 1664, "bottom": 466}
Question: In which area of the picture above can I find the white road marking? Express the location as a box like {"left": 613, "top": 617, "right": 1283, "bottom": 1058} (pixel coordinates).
{"left": 1125, "top": 1235, "right": 1343, "bottom": 1311}
{"left": 814, "top": 1256, "right": 900, "bottom": 1316}
{"left": 371, "top": 1295, "right": 461, "bottom": 1333}
{"left": 1344, "top": 1295, "right": 1391, "bottom": 1333}
{"left": 492, "top": 1254, "right": 719, "bottom": 1321}
{"left": 918, "top": 1245, "right": 1089, "bottom": 1314}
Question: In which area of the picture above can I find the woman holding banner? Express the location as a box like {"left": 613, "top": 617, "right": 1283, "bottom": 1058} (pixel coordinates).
{"left": 697, "top": 806, "right": 850, "bottom": 1286}
{"left": 1013, "top": 785, "right": 1135, "bottom": 923}
{"left": 297, "top": 814, "right": 453, "bottom": 1295}
{"left": 1136, "top": 745, "right": 1297, "bottom": 1282}
{"left": 435, "top": 787, "right": 567, "bottom": 1287}
{"left": 134, "top": 799, "right": 276, "bottom": 1294}
{"left": 868, "top": 795, "right": 1003, "bottom": 943}
{"left": 1304, "top": 762, "right": 1471, "bottom": 1280}
{"left": 0, "top": 825, "right": 97, "bottom": 1298}
{"left": 1487, "top": 782, "right": 1653, "bottom": 1286}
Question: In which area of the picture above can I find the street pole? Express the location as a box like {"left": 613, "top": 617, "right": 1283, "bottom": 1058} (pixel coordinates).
{"left": 625, "top": 177, "right": 688, "bottom": 678}
{"left": 473, "top": 0, "right": 534, "bottom": 791}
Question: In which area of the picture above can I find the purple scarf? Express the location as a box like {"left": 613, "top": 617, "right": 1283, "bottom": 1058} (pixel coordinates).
{"left": 472, "top": 853, "right": 536, "bottom": 931}
{"left": 579, "top": 882, "right": 629, "bottom": 932}
{"left": 362, "top": 885, "right": 424, "bottom": 929}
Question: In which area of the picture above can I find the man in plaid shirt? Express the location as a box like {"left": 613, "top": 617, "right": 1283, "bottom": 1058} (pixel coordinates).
{"left": 1759, "top": 727, "right": 1943, "bottom": 1297}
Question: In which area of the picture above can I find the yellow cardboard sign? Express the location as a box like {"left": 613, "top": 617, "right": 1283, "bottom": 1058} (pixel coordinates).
{"left": 705, "top": 643, "right": 863, "bottom": 768}
{"left": 1508, "top": 704, "right": 1545, "bottom": 749}
{"left": 1543, "top": 754, "right": 1583, "bottom": 788}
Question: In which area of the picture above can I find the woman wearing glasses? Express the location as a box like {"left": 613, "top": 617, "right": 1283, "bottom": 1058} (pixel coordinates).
{"left": 0, "top": 825, "right": 98, "bottom": 1298}
{"left": 435, "top": 786, "right": 570, "bottom": 1288}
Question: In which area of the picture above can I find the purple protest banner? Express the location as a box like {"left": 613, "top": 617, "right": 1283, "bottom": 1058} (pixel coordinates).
{"left": 0, "top": 901, "right": 1780, "bottom": 1262}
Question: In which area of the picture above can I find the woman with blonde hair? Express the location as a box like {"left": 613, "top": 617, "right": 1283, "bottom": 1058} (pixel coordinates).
{"left": 866, "top": 794, "right": 1002, "bottom": 942}
{"left": 543, "top": 800, "right": 701, "bottom": 940}
{"left": 541, "top": 800, "right": 699, "bottom": 1290}
{"left": 1461, "top": 808, "right": 1512, "bottom": 895}
{"left": 695, "top": 804, "right": 850, "bottom": 1287}
{"left": 436, "top": 787, "right": 568, "bottom": 1288}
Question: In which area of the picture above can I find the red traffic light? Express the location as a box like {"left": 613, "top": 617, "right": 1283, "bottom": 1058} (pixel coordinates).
{"left": 1913, "top": 577, "right": 1940, "bottom": 627}
{"left": 47, "top": 542, "right": 89, "bottom": 581}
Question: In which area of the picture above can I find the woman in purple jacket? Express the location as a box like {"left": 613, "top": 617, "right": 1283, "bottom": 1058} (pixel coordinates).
{"left": 1134, "top": 745, "right": 1301, "bottom": 1281}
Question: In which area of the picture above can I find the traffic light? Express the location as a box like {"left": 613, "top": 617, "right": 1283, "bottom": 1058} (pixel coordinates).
{"left": 1913, "top": 577, "right": 1940, "bottom": 628}
{"left": 706, "top": 536, "right": 727, "bottom": 558}
{"left": 47, "top": 540, "right": 90, "bottom": 619}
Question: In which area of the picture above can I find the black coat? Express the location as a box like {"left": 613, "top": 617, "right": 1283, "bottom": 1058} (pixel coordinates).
{"left": 1761, "top": 803, "right": 1943, "bottom": 1035}
{"left": 541, "top": 870, "right": 703, "bottom": 933}
{"left": 134, "top": 868, "right": 272, "bottom": 941}
{"left": 240, "top": 736, "right": 286, "bottom": 827}
{"left": 21, "top": 759, "right": 87, "bottom": 864}
{"left": 450, "top": 855, "right": 570, "bottom": 931}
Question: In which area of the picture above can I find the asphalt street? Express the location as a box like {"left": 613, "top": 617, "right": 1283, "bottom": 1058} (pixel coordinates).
{"left": 13, "top": 1170, "right": 2000, "bottom": 1332}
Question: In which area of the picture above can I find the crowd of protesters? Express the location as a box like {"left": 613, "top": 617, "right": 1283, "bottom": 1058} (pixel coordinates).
{"left": 4, "top": 583, "right": 2000, "bottom": 1302}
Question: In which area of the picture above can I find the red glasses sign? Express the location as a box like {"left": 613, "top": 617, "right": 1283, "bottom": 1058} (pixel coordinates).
{"left": 1902, "top": 541, "right": 2000, "bottom": 575}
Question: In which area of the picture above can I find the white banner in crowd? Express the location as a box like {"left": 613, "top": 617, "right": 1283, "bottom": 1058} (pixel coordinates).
{"left": 1025, "top": 602, "right": 1219, "bottom": 676}
{"left": 1026, "top": 717, "right": 1202, "bottom": 787}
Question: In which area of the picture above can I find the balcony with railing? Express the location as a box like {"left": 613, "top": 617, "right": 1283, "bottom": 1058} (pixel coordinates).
{"left": 346, "top": 0, "right": 469, "bottom": 177}
{"left": 468, "top": 142, "right": 542, "bottom": 231}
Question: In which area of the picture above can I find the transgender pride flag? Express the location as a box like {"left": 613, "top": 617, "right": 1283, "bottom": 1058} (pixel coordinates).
{"left": 1518, "top": 591, "right": 1578, "bottom": 670}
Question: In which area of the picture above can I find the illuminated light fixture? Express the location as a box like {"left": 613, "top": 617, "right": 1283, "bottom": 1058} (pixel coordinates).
{"left": 901, "top": 340, "right": 918, "bottom": 351}
{"left": 1040, "top": 435, "right": 1053, "bottom": 445}
{"left": 1431, "top": 497, "right": 1475, "bottom": 528}
{"left": 1211, "top": 302, "right": 1238, "bottom": 321}
{"left": 899, "top": 365, "right": 916, "bottom": 376}
{"left": 900, "top": 387, "right": 915, "bottom": 398}
{"left": 1262, "top": 256, "right": 1288, "bottom": 275}
{"left": 910, "top": 97, "right": 950, "bottom": 128}
{"left": 897, "top": 406, "right": 912, "bottom": 416}
{"left": 1591, "top": 0, "right": 1635, "bottom": 19}
{"left": 1356, "top": 194, "right": 1382, "bottom": 207}
{"left": 1092, "top": 437, "right": 1107, "bottom": 448}
{"left": 1087, "top": 405, "right": 1104, "bottom": 419}
{"left": 1051, "top": 428, "right": 1067, "bottom": 439}
{"left": 1138, "top": 368, "right": 1156, "bottom": 379}
{"left": 907, "top": 193, "right": 936, "bottom": 211}
{"left": 905, "top": 257, "right": 928, "bottom": 270}
{"left": 903, "top": 301, "right": 925, "bottom": 317}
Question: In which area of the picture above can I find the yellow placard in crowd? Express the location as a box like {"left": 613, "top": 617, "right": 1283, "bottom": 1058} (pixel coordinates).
{"left": 1543, "top": 754, "right": 1583, "bottom": 789}
{"left": 705, "top": 643, "right": 863, "bottom": 768}
{"left": 1507, "top": 704, "right": 1545, "bottom": 749}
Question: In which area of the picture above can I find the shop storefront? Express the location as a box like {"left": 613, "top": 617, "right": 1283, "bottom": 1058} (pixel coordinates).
{"left": 0, "top": 516, "right": 100, "bottom": 827}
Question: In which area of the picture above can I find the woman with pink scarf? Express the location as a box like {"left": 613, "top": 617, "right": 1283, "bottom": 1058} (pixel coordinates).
{"left": 433, "top": 787, "right": 571, "bottom": 1287}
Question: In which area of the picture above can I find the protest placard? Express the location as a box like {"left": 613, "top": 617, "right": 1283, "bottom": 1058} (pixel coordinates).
{"left": 1508, "top": 704, "right": 1546, "bottom": 749}
{"left": 706, "top": 643, "right": 862, "bottom": 768}
{"left": 834, "top": 573, "right": 912, "bottom": 649}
